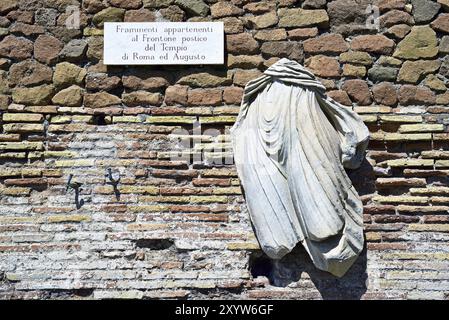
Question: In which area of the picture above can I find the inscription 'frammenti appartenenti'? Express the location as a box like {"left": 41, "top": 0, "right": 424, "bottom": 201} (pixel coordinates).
{"left": 104, "top": 22, "right": 224, "bottom": 65}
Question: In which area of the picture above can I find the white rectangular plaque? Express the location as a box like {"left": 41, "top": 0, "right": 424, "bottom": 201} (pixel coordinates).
{"left": 103, "top": 22, "right": 224, "bottom": 65}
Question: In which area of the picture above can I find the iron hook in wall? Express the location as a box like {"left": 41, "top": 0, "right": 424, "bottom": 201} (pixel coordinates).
{"left": 106, "top": 168, "right": 121, "bottom": 201}
{"left": 66, "top": 174, "right": 84, "bottom": 209}
{"left": 106, "top": 168, "right": 121, "bottom": 184}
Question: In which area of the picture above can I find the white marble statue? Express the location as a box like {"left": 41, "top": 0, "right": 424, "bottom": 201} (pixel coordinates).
{"left": 230, "top": 58, "right": 370, "bottom": 277}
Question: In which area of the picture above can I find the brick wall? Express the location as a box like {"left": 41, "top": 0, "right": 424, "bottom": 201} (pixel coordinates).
{"left": 1, "top": 0, "right": 449, "bottom": 300}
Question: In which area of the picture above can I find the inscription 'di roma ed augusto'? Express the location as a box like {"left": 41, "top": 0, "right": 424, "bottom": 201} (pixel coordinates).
{"left": 103, "top": 22, "right": 224, "bottom": 65}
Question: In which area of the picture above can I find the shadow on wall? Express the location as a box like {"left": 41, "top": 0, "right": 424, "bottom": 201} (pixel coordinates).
{"left": 247, "top": 159, "right": 374, "bottom": 300}
{"left": 347, "top": 157, "right": 376, "bottom": 197}
{"left": 250, "top": 245, "right": 368, "bottom": 300}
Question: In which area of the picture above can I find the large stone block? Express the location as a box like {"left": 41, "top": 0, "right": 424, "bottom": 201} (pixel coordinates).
{"left": 411, "top": 0, "right": 440, "bottom": 23}
{"left": 84, "top": 92, "right": 122, "bottom": 108}
{"left": 9, "top": 60, "right": 53, "bottom": 87}
{"left": 350, "top": 35, "right": 395, "bottom": 55}
{"left": 12, "top": 85, "right": 55, "bottom": 105}
{"left": 342, "top": 79, "right": 372, "bottom": 105}
{"left": 305, "top": 55, "right": 340, "bottom": 77}
{"left": 260, "top": 41, "right": 303, "bottom": 61}
{"left": 34, "top": 35, "right": 64, "bottom": 65}
{"left": 278, "top": 8, "right": 329, "bottom": 28}
{"left": 226, "top": 33, "right": 259, "bottom": 55}
{"left": 122, "top": 91, "right": 163, "bottom": 106}
{"left": 393, "top": 25, "right": 438, "bottom": 59}
{"left": 0, "top": 35, "right": 33, "bottom": 59}
{"left": 303, "top": 33, "right": 348, "bottom": 54}
{"left": 174, "top": 0, "right": 209, "bottom": 17}
{"left": 177, "top": 73, "right": 232, "bottom": 88}
{"left": 52, "top": 85, "right": 83, "bottom": 107}
{"left": 397, "top": 60, "right": 441, "bottom": 83}
{"left": 53, "top": 62, "right": 87, "bottom": 88}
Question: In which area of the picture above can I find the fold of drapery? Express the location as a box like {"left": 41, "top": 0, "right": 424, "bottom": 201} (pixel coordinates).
{"left": 230, "top": 58, "right": 369, "bottom": 277}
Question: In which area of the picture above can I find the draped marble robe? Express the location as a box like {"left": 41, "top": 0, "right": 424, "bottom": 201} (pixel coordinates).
{"left": 230, "top": 58, "right": 370, "bottom": 277}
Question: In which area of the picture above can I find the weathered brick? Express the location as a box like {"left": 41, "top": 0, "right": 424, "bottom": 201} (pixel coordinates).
{"left": 129, "top": 205, "right": 169, "bottom": 212}
{"left": 119, "top": 186, "right": 159, "bottom": 194}
{"left": 54, "top": 159, "right": 95, "bottom": 167}
{"left": 410, "top": 187, "right": 449, "bottom": 196}
{"left": 0, "top": 187, "right": 31, "bottom": 196}
{"left": 190, "top": 196, "right": 228, "bottom": 203}
{"left": 399, "top": 124, "right": 444, "bottom": 133}
{"left": 384, "top": 159, "right": 434, "bottom": 167}
{"left": 379, "top": 115, "right": 423, "bottom": 123}
{"left": 227, "top": 242, "right": 260, "bottom": 250}
{"left": 421, "top": 151, "right": 449, "bottom": 159}
{"left": 3, "top": 123, "right": 45, "bottom": 133}
{"left": 126, "top": 223, "right": 168, "bottom": 231}
{"left": 0, "top": 141, "right": 43, "bottom": 151}
{"left": 398, "top": 205, "right": 449, "bottom": 213}
{"left": 375, "top": 178, "right": 427, "bottom": 188}
{"left": 408, "top": 224, "right": 449, "bottom": 232}
{"left": 2, "top": 113, "right": 43, "bottom": 122}
{"left": 46, "top": 215, "right": 91, "bottom": 223}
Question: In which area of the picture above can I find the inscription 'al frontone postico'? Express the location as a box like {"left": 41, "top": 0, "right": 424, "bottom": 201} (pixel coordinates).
{"left": 104, "top": 22, "right": 224, "bottom": 65}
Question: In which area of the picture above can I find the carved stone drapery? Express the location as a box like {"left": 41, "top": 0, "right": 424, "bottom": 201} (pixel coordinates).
{"left": 230, "top": 58, "right": 370, "bottom": 277}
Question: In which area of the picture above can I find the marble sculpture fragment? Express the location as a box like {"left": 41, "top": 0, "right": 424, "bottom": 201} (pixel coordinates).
{"left": 230, "top": 58, "right": 370, "bottom": 277}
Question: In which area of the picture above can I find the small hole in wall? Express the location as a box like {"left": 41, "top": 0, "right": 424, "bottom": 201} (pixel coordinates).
{"left": 249, "top": 253, "right": 274, "bottom": 279}
{"left": 91, "top": 114, "right": 107, "bottom": 126}
{"left": 72, "top": 288, "right": 94, "bottom": 297}
{"left": 134, "top": 239, "right": 174, "bottom": 250}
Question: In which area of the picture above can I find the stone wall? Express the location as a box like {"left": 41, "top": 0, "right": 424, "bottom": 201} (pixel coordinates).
{"left": 0, "top": 0, "right": 449, "bottom": 300}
